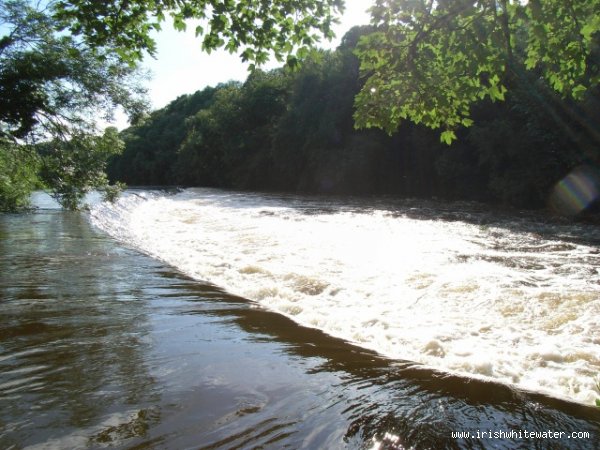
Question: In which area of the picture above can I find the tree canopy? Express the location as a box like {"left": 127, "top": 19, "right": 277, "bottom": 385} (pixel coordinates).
{"left": 0, "top": 0, "right": 151, "bottom": 209}
{"left": 353, "top": 0, "right": 600, "bottom": 143}
{"left": 0, "top": 0, "right": 149, "bottom": 141}
{"left": 53, "top": 0, "right": 344, "bottom": 67}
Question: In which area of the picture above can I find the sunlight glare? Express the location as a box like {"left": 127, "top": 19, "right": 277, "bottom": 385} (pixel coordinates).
{"left": 549, "top": 165, "right": 600, "bottom": 215}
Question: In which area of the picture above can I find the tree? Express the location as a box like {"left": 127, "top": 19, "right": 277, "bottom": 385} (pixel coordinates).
{"left": 0, "top": 138, "right": 40, "bottom": 211}
{"left": 108, "top": 87, "right": 218, "bottom": 185}
{"left": 0, "top": 0, "right": 345, "bottom": 210}
{"left": 0, "top": 0, "right": 149, "bottom": 141}
{"left": 37, "top": 128, "right": 125, "bottom": 209}
{"left": 354, "top": 0, "right": 600, "bottom": 143}
{"left": 0, "top": 0, "right": 149, "bottom": 209}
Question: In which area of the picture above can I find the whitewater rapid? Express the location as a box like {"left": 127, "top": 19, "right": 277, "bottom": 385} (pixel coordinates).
{"left": 89, "top": 189, "right": 600, "bottom": 405}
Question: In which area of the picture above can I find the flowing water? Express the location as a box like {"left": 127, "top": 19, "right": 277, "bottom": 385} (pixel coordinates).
{"left": 1, "top": 189, "right": 600, "bottom": 449}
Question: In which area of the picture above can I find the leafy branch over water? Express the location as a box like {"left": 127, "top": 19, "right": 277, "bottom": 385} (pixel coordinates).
{"left": 353, "top": 0, "right": 600, "bottom": 143}
{"left": 0, "top": 0, "right": 148, "bottom": 210}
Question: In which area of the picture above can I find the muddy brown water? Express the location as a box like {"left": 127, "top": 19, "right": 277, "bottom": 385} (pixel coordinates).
{"left": 0, "top": 200, "right": 599, "bottom": 449}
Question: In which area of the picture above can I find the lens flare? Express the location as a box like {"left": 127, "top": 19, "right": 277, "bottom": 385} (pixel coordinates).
{"left": 549, "top": 165, "right": 600, "bottom": 215}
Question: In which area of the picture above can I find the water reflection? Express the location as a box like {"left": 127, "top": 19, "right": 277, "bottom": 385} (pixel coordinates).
{"left": 0, "top": 211, "right": 159, "bottom": 449}
{"left": 0, "top": 209, "right": 598, "bottom": 449}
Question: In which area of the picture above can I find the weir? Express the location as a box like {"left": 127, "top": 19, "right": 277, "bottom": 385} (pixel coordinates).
{"left": 1, "top": 190, "right": 598, "bottom": 448}
{"left": 90, "top": 188, "right": 600, "bottom": 406}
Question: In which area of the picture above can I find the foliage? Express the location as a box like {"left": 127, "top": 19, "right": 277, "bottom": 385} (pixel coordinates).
{"left": 0, "top": 139, "right": 40, "bottom": 211}
{"left": 176, "top": 69, "right": 291, "bottom": 188}
{"left": 0, "top": 0, "right": 148, "bottom": 210}
{"left": 109, "top": 87, "right": 218, "bottom": 185}
{"left": 37, "top": 128, "right": 125, "bottom": 210}
{"left": 0, "top": 0, "right": 149, "bottom": 141}
{"left": 353, "top": 0, "right": 600, "bottom": 142}
{"left": 176, "top": 82, "right": 245, "bottom": 186}
{"left": 109, "top": 26, "right": 597, "bottom": 213}
{"left": 4, "top": 0, "right": 599, "bottom": 212}
{"left": 53, "top": 0, "right": 344, "bottom": 67}
{"left": 2, "top": 0, "right": 345, "bottom": 210}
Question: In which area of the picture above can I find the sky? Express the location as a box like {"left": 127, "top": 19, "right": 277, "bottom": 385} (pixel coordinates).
{"left": 111, "top": 0, "right": 373, "bottom": 129}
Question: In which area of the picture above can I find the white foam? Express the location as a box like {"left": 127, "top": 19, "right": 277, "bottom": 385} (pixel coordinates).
{"left": 89, "top": 189, "right": 600, "bottom": 405}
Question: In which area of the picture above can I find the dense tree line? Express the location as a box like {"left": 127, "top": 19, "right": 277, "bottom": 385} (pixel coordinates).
{"left": 108, "top": 26, "right": 600, "bottom": 210}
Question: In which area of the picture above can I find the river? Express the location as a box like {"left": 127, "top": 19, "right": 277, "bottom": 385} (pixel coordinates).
{"left": 1, "top": 189, "right": 599, "bottom": 449}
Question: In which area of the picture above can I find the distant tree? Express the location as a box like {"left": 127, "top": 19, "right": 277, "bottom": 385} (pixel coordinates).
{"left": 354, "top": 0, "right": 600, "bottom": 143}
{"left": 105, "top": 25, "right": 594, "bottom": 209}
{"left": 108, "top": 87, "right": 218, "bottom": 185}
{"left": 175, "top": 72, "right": 291, "bottom": 188}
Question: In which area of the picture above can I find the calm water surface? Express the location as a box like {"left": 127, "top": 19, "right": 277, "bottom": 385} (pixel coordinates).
{"left": 0, "top": 191, "right": 599, "bottom": 449}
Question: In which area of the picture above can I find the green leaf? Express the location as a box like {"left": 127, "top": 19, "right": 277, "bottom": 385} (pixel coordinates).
{"left": 173, "top": 17, "right": 186, "bottom": 32}
{"left": 461, "top": 118, "right": 474, "bottom": 127}
{"left": 572, "top": 84, "right": 587, "bottom": 100}
{"left": 440, "top": 130, "right": 456, "bottom": 145}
